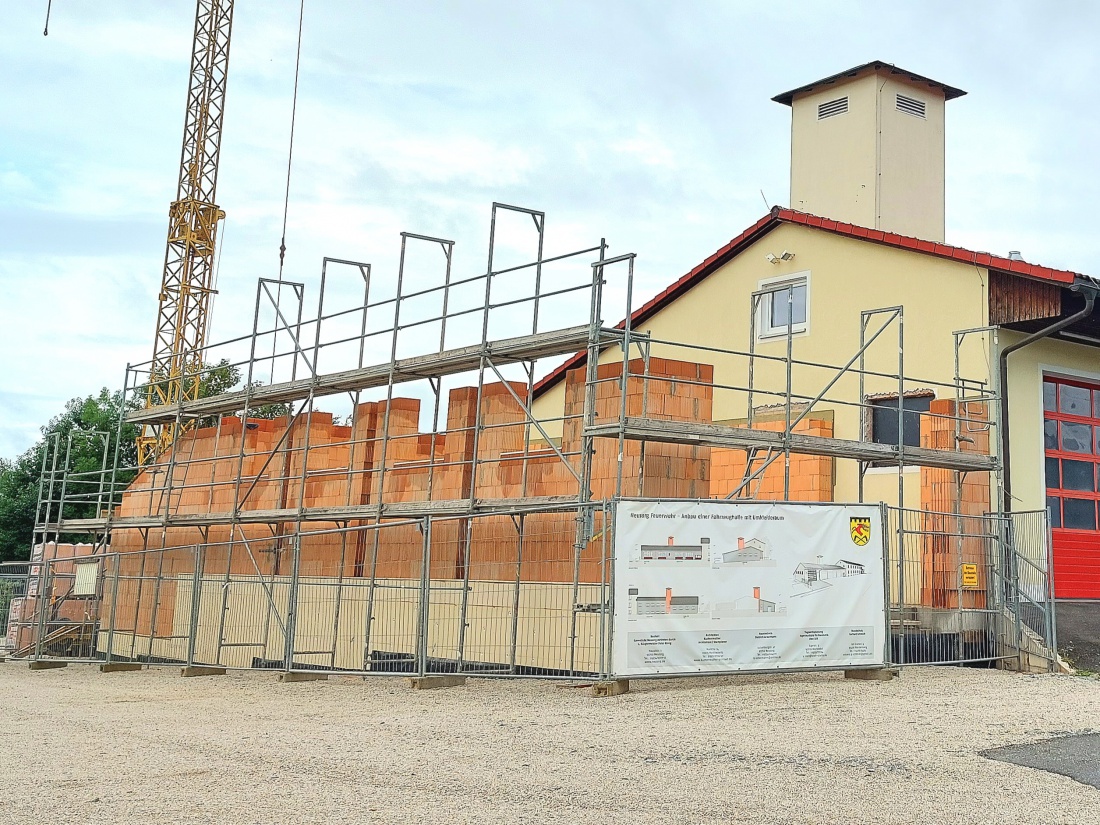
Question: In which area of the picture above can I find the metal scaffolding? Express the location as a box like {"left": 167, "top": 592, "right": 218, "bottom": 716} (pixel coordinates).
{"left": 12, "top": 202, "right": 1057, "bottom": 676}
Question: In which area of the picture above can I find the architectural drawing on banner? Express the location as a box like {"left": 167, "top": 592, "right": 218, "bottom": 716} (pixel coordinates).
{"left": 628, "top": 587, "right": 702, "bottom": 616}
{"left": 713, "top": 586, "right": 788, "bottom": 618}
{"left": 792, "top": 560, "right": 867, "bottom": 596}
{"left": 714, "top": 536, "right": 777, "bottom": 568}
{"left": 628, "top": 585, "right": 790, "bottom": 621}
{"left": 633, "top": 536, "right": 708, "bottom": 567}
{"left": 632, "top": 535, "right": 778, "bottom": 569}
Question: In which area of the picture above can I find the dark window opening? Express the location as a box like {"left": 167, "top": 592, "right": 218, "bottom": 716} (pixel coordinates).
{"left": 1061, "top": 459, "right": 1096, "bottom": 492}
{"left": 1063, "top": 498, "right": 1097, "bottom": 531}
{"left": 1045, "top": 457, "right": 1060, "bottom": 489}
{"left": 1047, "top": 496, "right": 1062, "bottom": 529}
{"left": 869, "top": 394, "right": 934, "bottom": 448}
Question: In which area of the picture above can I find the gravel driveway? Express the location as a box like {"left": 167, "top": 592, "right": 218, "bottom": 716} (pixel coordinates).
{"left": 1, "top": 664, "right": 1098, "bottom": 824}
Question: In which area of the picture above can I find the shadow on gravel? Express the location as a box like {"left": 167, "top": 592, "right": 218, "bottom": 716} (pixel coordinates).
{"left": 982, "top": 733, "right": 1100, "bottom": 790}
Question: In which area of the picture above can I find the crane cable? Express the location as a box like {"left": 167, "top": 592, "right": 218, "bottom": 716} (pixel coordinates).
{"left": 277, "top": 0, "right": 306, "bottom": 281}
{"left": 43, "top": 0, "right": 52, "bottom": 35}
{"left": 271, "top": 0, "right": 306, "bottom": 390}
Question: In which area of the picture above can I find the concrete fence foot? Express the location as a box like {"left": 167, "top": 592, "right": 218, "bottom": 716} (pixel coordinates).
{"left": 100, "top": 662, "right": 143, "bottom": 673}
{"left": 28, "top": 661, "right": 67, "bottom": 671}
{"left": 278, "top": 672, "right": 329, "bottom": 683}
{"left": 407, "top": 675, "right": 466, "bottom": 690}
{"left": 844, "top": 668, "right": 899, "bottom": 681}
{"left": 590, "top": 679, "right": 630, "bottom": 697}
{"left": 180, "top": 666, "right": 227, "bottom": 678}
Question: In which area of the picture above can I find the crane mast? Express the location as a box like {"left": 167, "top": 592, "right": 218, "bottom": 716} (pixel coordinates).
{"left": 138, "top": 0, "right": 235, "bottom": 463}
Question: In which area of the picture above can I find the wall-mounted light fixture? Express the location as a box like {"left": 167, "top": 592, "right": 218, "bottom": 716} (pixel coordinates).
{"left": 765, "top": 250, "right": 796, "bottom": 264}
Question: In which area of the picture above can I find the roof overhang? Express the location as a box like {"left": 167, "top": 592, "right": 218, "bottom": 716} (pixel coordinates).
{"left": 772, "top": 60, "right": 967, "bottom": 106}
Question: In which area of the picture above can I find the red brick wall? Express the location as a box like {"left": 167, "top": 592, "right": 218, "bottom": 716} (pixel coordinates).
{"left": 919, "top": 399, "right": 992, "bottom": 609}
{"left": 710, "top": 418, "right": 835, "bottom": 502}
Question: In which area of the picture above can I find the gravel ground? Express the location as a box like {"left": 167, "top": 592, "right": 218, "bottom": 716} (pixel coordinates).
{"left": 1, "top": 664, "right": 1099, "bottom": 824}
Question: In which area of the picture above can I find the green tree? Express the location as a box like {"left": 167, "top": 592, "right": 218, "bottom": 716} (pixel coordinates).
{"left": 195, "top": 359, "right": 292, "bottom": 426}
{"left": 0, "top": 361, "right": 290, "bottom": 563}
{"left": 0, "top": 388, "right": 137, "bottom": 564}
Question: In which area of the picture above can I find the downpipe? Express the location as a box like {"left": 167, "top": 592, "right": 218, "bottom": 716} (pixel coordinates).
{"left": 998, "top": 284, "right": 1097, "bottom": 510}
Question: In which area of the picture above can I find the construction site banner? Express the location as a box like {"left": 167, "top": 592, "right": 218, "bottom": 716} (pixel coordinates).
{"left": 612, "top": 500, "right": 887, "bottom": 676}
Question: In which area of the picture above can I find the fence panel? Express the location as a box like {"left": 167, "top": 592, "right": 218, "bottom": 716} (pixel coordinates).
{"left": 9, "top": 504, "right": 1052, "bottom": 676}
{"left": 1, "top": 563, "right": 30, "bottom": 651}
{"left": 1005, "top": 510, "right": 1058, "bottom": 671}
{"left": 883, "top": 506, "right": 1057, "bottom": 671}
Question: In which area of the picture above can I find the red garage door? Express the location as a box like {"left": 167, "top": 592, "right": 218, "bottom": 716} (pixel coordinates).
{"left": 1044, "top": 376, "right": 1100, "bottom": 598}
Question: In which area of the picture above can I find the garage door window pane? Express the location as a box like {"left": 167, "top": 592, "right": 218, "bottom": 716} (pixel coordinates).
{"left": 1061, "top": 459, "right": 1095, "bottom": 492}
{"left": 1047, "top": 496, "right": 1061, "bottom": 528}
{"left": 1045, "top": 457, "right": 1060, "bottom": 488}
{"left": 1095, "top": 390, "right": 1100, "bottom": 417}
{"left": 1059, "top": 385, "right": 1091, "bottom": 415}
{"left": 1044, "top": 381, "right": 1057, "bottom": 412}
{"left": 1061, "top": 422, "right": 1093, "bottom": 454}
{"left": 1045, "top": 419, "right": 1058, "bottom": 450}
{"left": 1063, "top": 498, "right": 1097, "bottom": 530}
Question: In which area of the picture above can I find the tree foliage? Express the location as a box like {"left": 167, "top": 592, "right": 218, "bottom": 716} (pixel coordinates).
{"left": 0, "top": 388, "right": 137, "bottom": 564}
{"left": 0, "top": 360, "right": 290, "bottom": 563}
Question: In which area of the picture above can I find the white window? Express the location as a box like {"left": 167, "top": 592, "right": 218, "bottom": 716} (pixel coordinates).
{"left": 758, "top": 273, "right": 809, "bottom": 338}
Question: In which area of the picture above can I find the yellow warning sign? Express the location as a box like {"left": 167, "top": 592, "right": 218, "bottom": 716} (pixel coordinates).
{"left": 961, "top": 563, "right": 980, "bottom": 589}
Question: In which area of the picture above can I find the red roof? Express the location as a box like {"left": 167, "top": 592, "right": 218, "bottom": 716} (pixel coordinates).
{"left": 533, "top": 207, "right": 1085, "bottom": 396}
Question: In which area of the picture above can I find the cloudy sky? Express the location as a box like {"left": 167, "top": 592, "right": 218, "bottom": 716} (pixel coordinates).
{"left": 2, "top": 1, "right": 1099, "bottom": 459}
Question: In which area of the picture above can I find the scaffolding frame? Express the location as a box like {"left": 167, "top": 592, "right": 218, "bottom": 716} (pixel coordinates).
{"left": 22, "top": 201, "right": 1057, "bottom": 677}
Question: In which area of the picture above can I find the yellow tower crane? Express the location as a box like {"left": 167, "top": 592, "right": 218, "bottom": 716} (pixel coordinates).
{"left": 138, "top": 0, "right": 235, "bottom": 463}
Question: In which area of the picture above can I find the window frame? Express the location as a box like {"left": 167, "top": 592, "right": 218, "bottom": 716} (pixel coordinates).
{"left": 757, "top": 271, "right": 810, "bottom": 340}
{"left": 1042, "top": 374, "right": 1100, "bottom": 533}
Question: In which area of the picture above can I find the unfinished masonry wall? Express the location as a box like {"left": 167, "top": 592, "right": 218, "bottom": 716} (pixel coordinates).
{"left": 90, "top": 358, "right": 993, "bottom": 657}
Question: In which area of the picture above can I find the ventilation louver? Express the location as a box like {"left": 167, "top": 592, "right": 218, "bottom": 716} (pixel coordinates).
{"left": 817, "top": 97, "right": 848, "bottom": 119}
{"left": 896, "top": 94, "right": 926, "bottom": 118}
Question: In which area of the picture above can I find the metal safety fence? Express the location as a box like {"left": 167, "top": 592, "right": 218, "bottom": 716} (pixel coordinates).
{"left": 8, "top": 503, "right": 1057, "bottom": 676}
{"left": 1, "top": 563, "right": 30, "bottom": 652}
{"left": 10, "top": 505, "right": 615, "bottom": 679}
{"left": 884, "top": 507, "right": 1057, "bottom": 670}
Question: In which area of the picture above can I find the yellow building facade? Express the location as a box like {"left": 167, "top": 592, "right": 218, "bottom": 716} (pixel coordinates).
{"left": 533, "top": 61, "right": 1100, "bottom": 598}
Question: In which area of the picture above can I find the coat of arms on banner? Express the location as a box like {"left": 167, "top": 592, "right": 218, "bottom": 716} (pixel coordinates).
{"left": 850, "top": 517, "right": 871, "bottom": 546}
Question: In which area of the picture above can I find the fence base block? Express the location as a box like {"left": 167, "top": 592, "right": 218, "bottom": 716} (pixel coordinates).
{"left": 844, "top": 668, "right": 898, "bottom": 681}
{"left": 180, "top": 666, "right": 227, "bottom": 678}
{"left": 590, "top": 679, "right": 630, "bottom": 697}
{"left": 407, "top": 675, "right": 466, "bottom": 690}
{"left": 278, "top": 672, "right": 329, "bottom": 683}
{"left": 28, "top": 661, "right": 67, "bottom": 671}
{"left": 100, "top": 662, "right": 143, "bottom": 673}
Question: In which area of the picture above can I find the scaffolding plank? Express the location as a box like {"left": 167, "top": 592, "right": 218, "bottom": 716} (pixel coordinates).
{"left": 54, "top": 495, "right": 581, "bottom": 532}
{"left": 586, "top": 417, "right": 997, "bottom": 473}
{"left": 127, "top": 325, "right": 612, "bottom": 426}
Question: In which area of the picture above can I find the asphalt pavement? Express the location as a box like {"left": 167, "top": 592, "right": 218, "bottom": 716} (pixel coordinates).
{"left": 983, "top": 733, "right": 1100, "bottom": 790}
{"left": 1056, "top": 600, "right": 1100, "bottom": 672}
